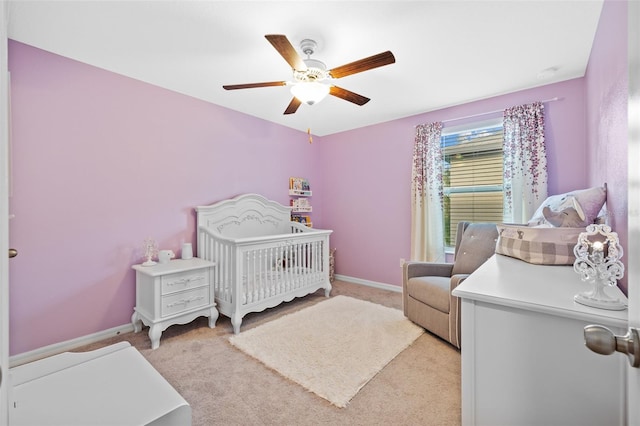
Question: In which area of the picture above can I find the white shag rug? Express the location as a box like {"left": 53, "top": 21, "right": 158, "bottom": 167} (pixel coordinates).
{"left": 228, "top": 295, "right": 424, "bottom": 408}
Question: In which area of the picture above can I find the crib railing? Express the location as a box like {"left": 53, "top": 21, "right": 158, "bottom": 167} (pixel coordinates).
{"left": 198, "top": 226, "right": 331, "bottom": 308}
{"left": 240, "top": 237, "right": 326, "bottom": 304}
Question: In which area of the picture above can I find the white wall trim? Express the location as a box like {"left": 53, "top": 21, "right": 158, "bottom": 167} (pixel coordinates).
{"left": 9, "top": 323, "right": 134, "bottom": 367}
{"left": 334, "top": 274, "right": 401, "bottom": 293}
{"left": 9, "top": 276, "right": 399, "bottom": 367}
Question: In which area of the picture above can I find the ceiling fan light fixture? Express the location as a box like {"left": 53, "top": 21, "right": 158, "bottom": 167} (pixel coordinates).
{"left": 223, "top": 35, "right": 395, "bottom": 114}
{"left": 290, "top": 82, "right": 330, "bottom": 105}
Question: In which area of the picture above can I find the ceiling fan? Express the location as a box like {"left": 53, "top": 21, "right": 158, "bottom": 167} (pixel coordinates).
{"left": 222, "top": 34, "right": 396, "bottom": 115}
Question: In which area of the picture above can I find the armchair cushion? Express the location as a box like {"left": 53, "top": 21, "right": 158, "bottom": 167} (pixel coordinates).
{"left": 405, "top": 261, "right": 454, "bottom": 280}
{"left": 407, "top": 276, "right": 450, "bottom": 313}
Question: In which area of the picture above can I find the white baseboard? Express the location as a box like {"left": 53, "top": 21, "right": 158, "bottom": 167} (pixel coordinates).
{"left": 10, "top": 276, "right": 399, "bottom": 367}
{"left": 10, "top": 323, "right": 134, "bottom": 367}
{"left": 334, "top": 274, "right": 401, "bottom": 293}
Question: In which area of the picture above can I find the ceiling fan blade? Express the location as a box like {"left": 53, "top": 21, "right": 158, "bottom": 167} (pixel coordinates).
{"left": 329, "top": 86, "right": 370, "bottom": 106}
{"left": 284, "top": 97, "right": 302, "bottom": 115}
{"left": 265, "top": 34, "right": 307, "bottom": 71}
{"left": 223, "top": 81, "right": 287, "bottom": 90}
{"left": 328, "top": 51, "right": 396, "bottom": 79}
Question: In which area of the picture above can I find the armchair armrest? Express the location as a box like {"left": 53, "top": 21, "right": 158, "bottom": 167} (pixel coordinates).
{"left": 450, "top": 274, "right": 470, "bottom": 292}
{"left": 404, "top": 261, "right": 454, "bottom": 280}
{"left": 402, "top": 261, "right": 455, "bottom": 317}
{"left": 449, "top": 273, "right": 471, "bottom": 349}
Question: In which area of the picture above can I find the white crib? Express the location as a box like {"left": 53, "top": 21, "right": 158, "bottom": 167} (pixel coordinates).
{"left": 196, "top": 193, "right": 332, "bottom": 334}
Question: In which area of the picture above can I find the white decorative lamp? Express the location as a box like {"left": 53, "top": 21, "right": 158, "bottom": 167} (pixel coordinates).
{"left": 142, "top": 237, "right": 159, "bottom": 266}
{"left": 573, "top": 224, "right": 626, "bottom": 310}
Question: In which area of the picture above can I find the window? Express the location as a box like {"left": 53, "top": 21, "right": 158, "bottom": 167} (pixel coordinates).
{"left": 441, "top": 119, "right": 505, "bottom": 247}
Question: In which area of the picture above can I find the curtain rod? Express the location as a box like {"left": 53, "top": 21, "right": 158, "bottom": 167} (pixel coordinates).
{"left": 416, "top": 97, "right": 561, "bottom": 127}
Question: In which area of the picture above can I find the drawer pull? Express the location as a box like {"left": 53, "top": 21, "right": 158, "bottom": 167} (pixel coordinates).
{"left": 166, "top": 295, "right": 205, "bottom": 308}
{"left": 167, "top": 275, "right": 204, "bottom": 287}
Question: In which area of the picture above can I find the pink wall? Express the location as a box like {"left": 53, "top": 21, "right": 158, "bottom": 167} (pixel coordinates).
{"left": 8, "top": 0, "right": 628, "bottom": 354}
{"left": 585, "top": 0, "right": 628, "bottom": 292}
{"left": 320, "top": 78, "right": 589, "bottom": 287}
{"left": 8, "top": 41, "right": 323, "bottom": 355}
{"left": 319, "top": 0, "right": 627, "bottom": 292}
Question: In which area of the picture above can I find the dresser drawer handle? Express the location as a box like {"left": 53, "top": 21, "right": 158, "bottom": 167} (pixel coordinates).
{"left": 167, "top": 276, "right": 204, "bottom": 287}
{"left": 166, "top": 295, "right": 205, "bottom": 308}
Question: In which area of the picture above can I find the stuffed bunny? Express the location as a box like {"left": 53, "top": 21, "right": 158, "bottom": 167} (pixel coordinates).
{"left": 542, "top": 206, "right": 587, "bottom": 227}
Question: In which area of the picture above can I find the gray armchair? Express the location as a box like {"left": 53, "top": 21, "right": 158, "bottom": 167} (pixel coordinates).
{"left": 402, "top": 222, "right": 498, "bottom": 348}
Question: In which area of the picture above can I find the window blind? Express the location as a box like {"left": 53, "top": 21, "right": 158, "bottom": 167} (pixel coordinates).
{"left": 442, "top": 125, "right": 504, "bottom": 246}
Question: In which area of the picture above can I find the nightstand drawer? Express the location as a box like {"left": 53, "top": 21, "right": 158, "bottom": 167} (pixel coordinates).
{"left": 161, "top": 270, "right": 208, "bottom": 295}
{"left": 161, "top": 287, "right": 210, "bottom": 317}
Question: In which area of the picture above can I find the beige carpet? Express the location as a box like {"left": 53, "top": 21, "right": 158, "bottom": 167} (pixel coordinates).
{"left": 74, "top": 281, "right": 461, "bottom": 425}
{"left": 229, "top": 295, "right": 424, "bottom": 408}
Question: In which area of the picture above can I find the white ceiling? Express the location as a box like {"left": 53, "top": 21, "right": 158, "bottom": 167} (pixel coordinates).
{"left": 7, "top": 0, "right": 604, "bottom": 136}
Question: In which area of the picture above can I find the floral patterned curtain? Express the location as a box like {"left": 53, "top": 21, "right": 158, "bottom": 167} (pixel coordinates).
{"left": 411, "top": 122, "right": 445, "bottom": 262}
{"left": 503, "top": 101, "right": 548, "bottom": 223}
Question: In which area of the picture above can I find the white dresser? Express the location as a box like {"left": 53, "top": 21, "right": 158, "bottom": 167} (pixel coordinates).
{"left": 452, "top": 254, "right": 628, "bottom": 426}
{"left": 132, "top": 258, "right": 218, "bottom": 349}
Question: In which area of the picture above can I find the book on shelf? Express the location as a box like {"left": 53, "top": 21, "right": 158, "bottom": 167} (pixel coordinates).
{"left": 291, "top": 214, "right": 312, "bottom": 227}
{"left": 289, "top": 177, "right": 311, "bottom": 195}
{"left": 291, "top": 198, "right": 311, "bottom": 211}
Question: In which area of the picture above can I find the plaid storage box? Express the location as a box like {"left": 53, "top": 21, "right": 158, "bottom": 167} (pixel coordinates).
{"left": 495, "top": 224, "right": 583, "bottom": 265}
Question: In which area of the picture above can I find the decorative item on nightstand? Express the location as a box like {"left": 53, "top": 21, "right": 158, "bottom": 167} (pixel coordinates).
{"left": 158, "top": 249, "right": 175, "bottom": 264}
{"left": 573, "top": 224, "right": 627, "bottom": 310}
{"left": 181, "top": 243, "right": 193, "bottom": 260}
{"left": 142, "top": 237, "right": 158, "bottom": 266}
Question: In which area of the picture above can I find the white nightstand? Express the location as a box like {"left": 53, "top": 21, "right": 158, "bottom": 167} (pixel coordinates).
{"left": 131, "top": 258, "right": 218, "bottom": 349}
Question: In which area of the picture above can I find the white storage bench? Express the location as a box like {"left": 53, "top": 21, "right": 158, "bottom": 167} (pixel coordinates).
{"left": 10, "top": 342, "right": 191, "bottom": 425}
